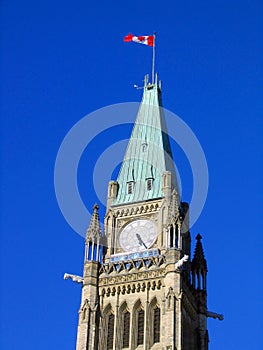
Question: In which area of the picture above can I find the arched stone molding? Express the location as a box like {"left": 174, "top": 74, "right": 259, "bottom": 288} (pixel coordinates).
{"left": 115, "top": 301, "right": 131, "bottom": 350}
{"left": 99, "top": 303, "right": 114, "bottom": 350}
{"left": 131, "top": 299, "right": 145, "bottom": 349}
{"left": 148, "top": 297, "right": 161, "bottom": 348}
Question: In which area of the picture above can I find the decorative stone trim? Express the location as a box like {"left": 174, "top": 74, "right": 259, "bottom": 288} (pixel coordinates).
{"left": 99, "top": 255, "right": 166, "bottom": 275}
{"left": 99, "top": 269, "right": 165, "bottom": 287}
{"left": 114, "top": 203, "right": 160, "bottom": 218}
{"left": 100, "top": 279, "right": 162, "bottom": 297}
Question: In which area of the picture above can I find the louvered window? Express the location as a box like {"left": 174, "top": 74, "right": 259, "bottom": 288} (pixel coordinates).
{"left": 153, "top": 307, "right": 160, "bottom": 343}
{"left": 147, "top": 178, "right": 153, "bottom": 191}
{"left": 127, "top": 181, "right": 134, "bottom": 194}
{"left": 137, "top": 309, "right": 144, "bottom": 345}
{"left": 107, "top": 314, "right": 114, "bottom": 349}
{"left": 122, "top": 311, "right": 130, "bottom": 348}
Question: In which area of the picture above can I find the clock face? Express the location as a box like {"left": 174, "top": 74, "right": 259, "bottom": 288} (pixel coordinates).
{"left": 119, "top": 219, "right": 157, "bottom": 252}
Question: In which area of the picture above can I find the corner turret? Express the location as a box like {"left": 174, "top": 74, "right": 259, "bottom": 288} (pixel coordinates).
{"left": 85, "top": 204, "right": 103, "bottom": 263}
{"left": 191, "top": 234, "right": 208, "bottom": 291}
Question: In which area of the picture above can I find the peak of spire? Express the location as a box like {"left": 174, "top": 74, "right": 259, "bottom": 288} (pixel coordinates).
{"left": 143, "top": 73, "right": 161, "bottom": 89}
{"left": 196, "top": 233, "right": 202, "bottom": 241}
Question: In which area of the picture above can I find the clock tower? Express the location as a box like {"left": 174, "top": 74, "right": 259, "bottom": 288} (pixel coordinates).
{"left": 68, "top": 74, "right": 222, "bottom": 350}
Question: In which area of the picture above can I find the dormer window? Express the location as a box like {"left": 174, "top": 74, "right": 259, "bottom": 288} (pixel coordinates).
{"left": 127, "top": 181, "right": 134, "bottom": 194}
{"left": 146, "top": 178, "right": 153, "bottom": 191}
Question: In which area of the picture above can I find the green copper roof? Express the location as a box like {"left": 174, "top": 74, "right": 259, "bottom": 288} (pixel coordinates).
{"left": 113, "top": 74, "right": 178, "bottom": 205}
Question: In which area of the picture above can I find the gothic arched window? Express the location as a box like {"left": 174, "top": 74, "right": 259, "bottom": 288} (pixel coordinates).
{"left": 153, "top": 306, "right": 160, "bottom": 343}
{"left": 137, "top": 309, "right": 144, "bottom": 345}
{"left": 122, "top": 310, "right": 130, "bottom": 348}
{"left": 149, "top": 298, "right": 161, "bottom": 346}
{"left": 107, "top": 313, "right": 114, "bottom": 349}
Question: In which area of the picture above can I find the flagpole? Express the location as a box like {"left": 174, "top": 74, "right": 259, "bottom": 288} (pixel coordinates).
{"left": 152, "top": 32, "right": 156, "bottom": 84}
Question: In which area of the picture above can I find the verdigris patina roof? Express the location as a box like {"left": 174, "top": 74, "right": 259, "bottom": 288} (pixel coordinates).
{"left": 113, "top": 74, "right": 178, "bottom": 205}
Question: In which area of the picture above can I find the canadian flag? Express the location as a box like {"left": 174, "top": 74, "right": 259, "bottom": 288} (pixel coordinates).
{"left": 124, "top": 33, "right": 154, "bottom": 47}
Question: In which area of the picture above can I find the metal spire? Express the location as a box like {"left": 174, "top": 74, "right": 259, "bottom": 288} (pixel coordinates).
{"left": 113, "top": 74, "right": 179, "bottom": 205}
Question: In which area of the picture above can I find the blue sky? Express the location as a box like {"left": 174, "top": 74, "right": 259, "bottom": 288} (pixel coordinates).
{"left": 1, "top": 0, "right": 262, "bottom": 349}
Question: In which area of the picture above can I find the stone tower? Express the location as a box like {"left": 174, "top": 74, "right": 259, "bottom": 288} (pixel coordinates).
{"left": 66, "top": 74, "right": 222, "bottom": 350}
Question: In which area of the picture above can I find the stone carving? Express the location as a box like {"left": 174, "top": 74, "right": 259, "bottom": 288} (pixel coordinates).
{"left": 114, "top": 202, "right": 160, "bottom": 218}
{"left": 100, "top": 254, "right": 166, "bottom": 276}
{"left": 64, "top": 273, "right": 84, "bottom": 284}
{"left": 80, "top": 299, "right": 98, "bottom": 314}
{"left": 99, "top": 269, "right": 165, "bottom": 287}
{"left": 101, "top": 279, "right": 162, "bottom": 296}
{"left": 207, "top": 311, "right": 224, "bottom": 321}
{"left": 174, "top": 255, "right": 189, "bottom": 269}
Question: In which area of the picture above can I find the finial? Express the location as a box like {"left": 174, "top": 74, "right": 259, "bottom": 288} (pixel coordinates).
{"left": 144, "top": 74, "right": 149, "bottom": 87}
{"left": 196, "top": 233, "right": 202, "bottom": 241}
{"left": 93, "top": 203, "right": 99, "bottom": 211}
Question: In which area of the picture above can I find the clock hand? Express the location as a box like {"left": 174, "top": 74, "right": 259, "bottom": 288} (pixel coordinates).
{"left": 136, "top": 233, "right": 148, "bottom": 249}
